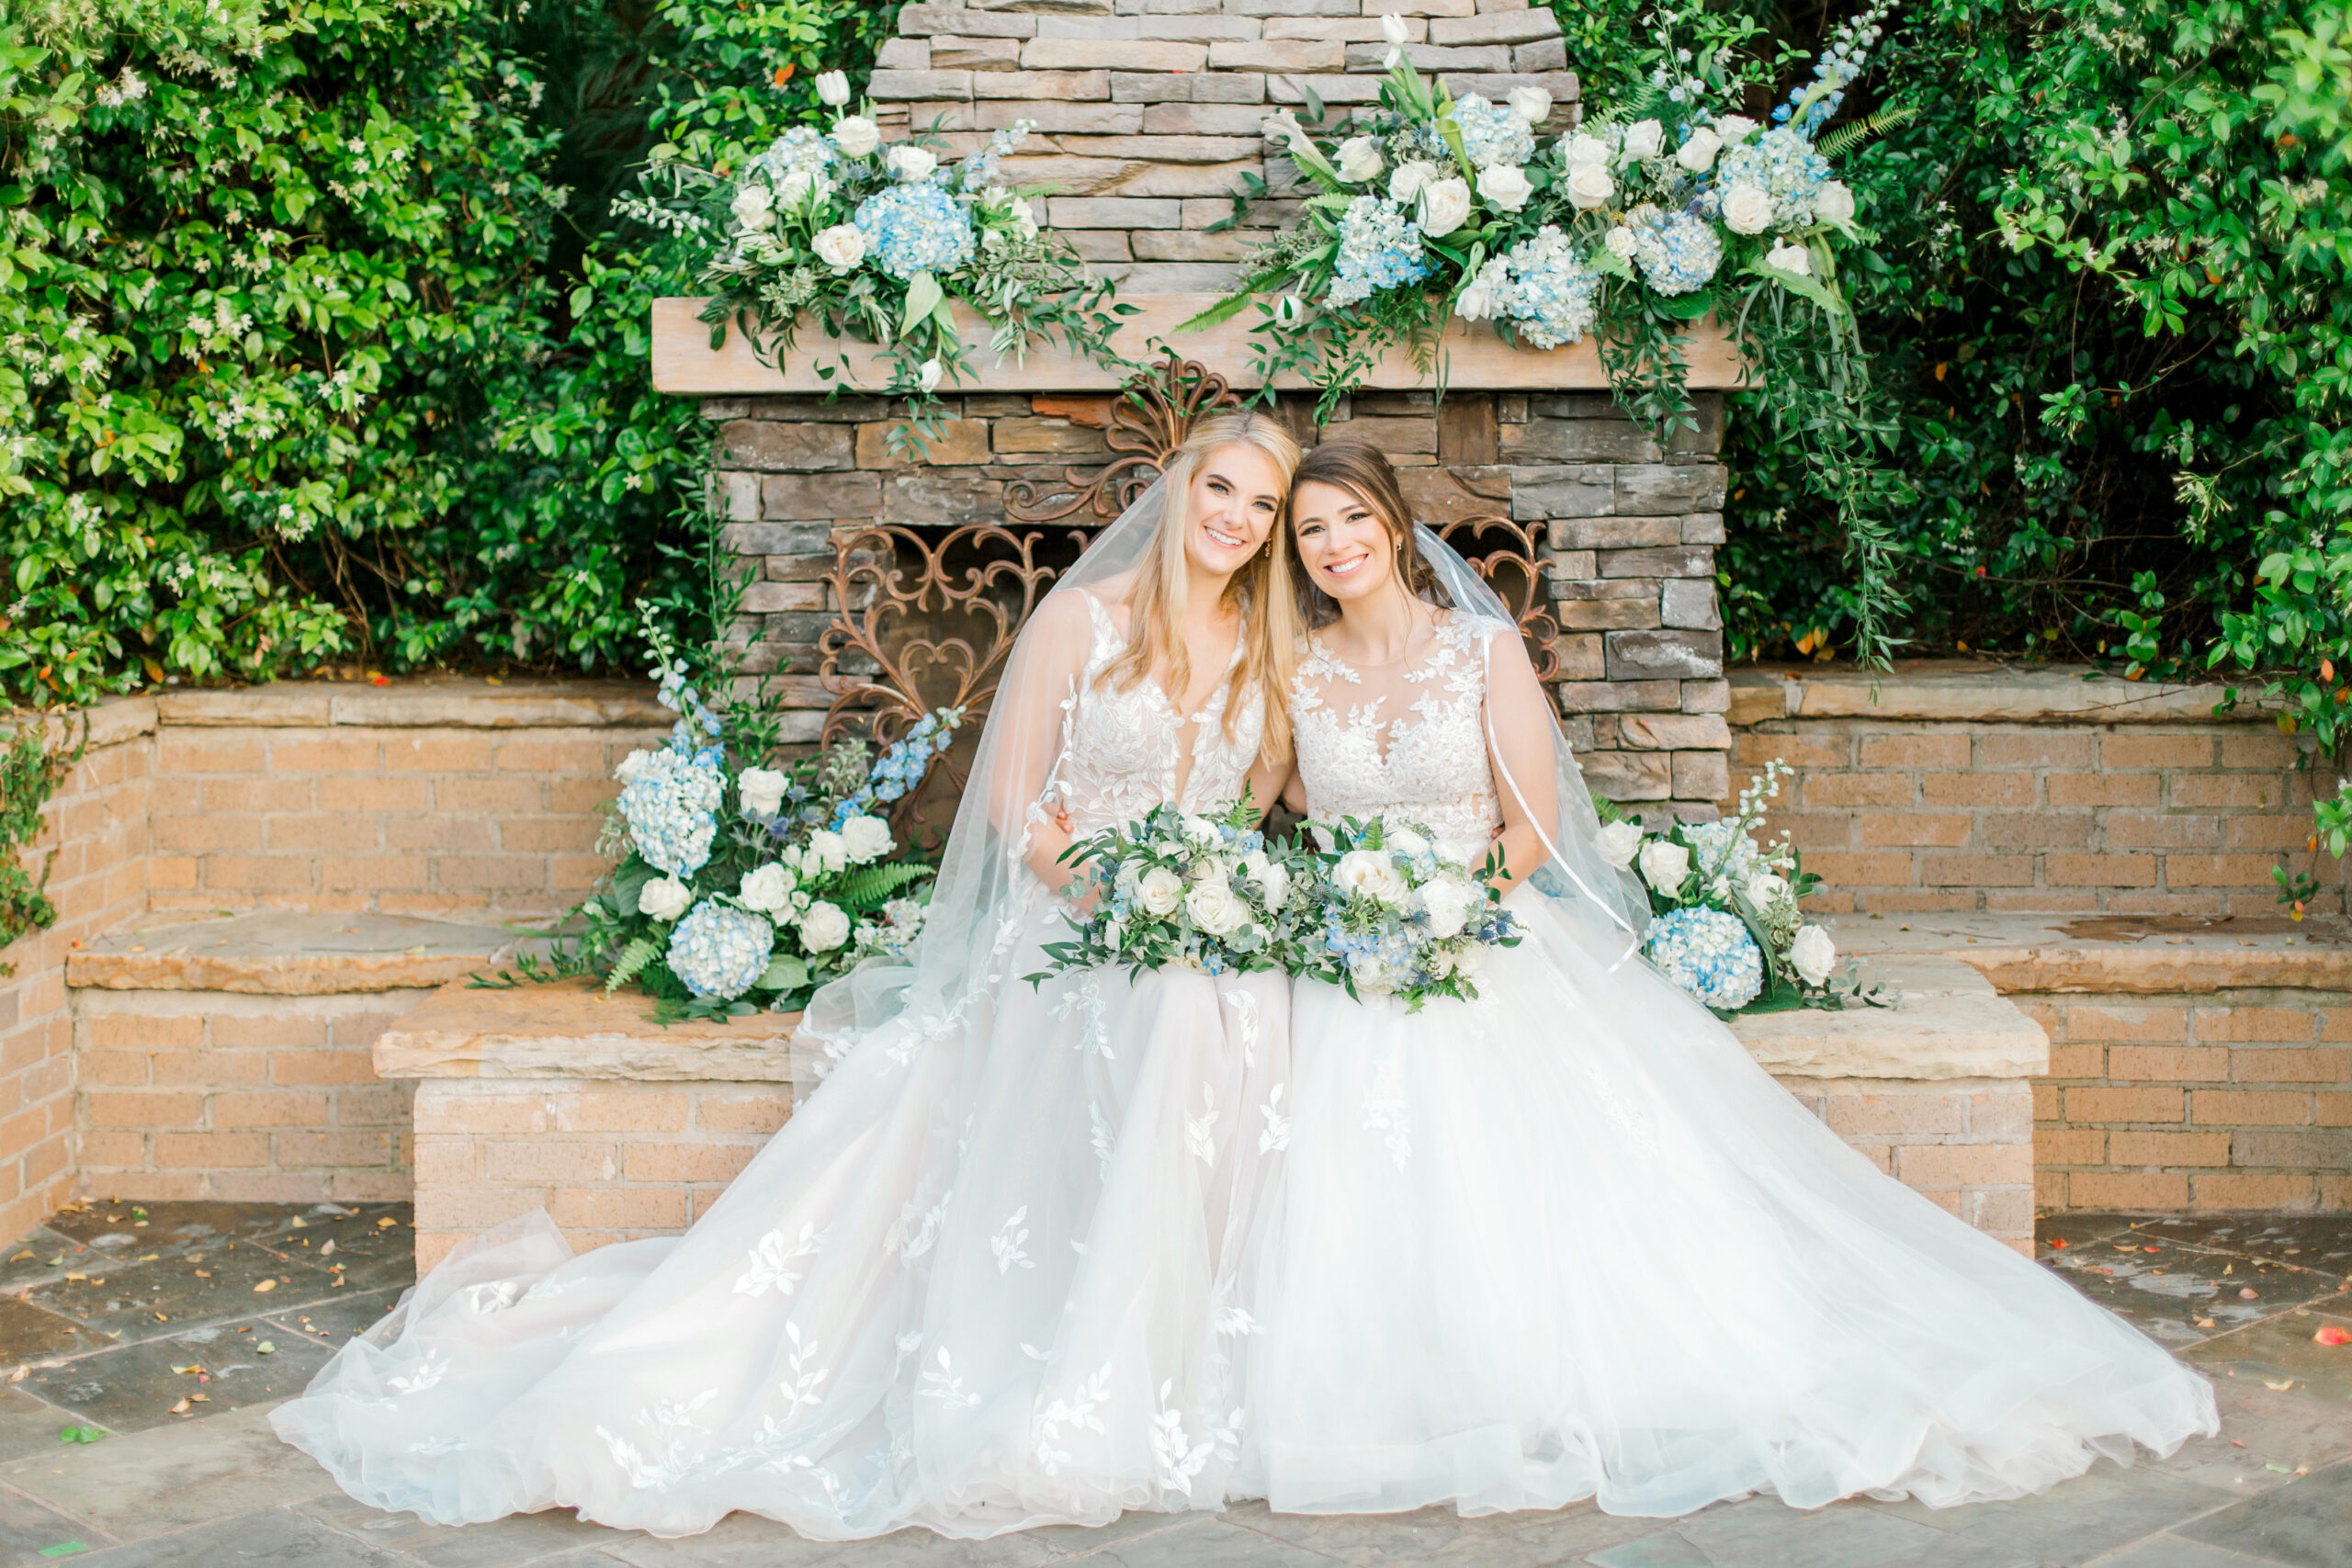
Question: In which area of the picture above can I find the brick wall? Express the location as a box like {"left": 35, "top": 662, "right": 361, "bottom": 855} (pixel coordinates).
{"left": 1726, "top": 666, "right": 2335, "bottom": 917}
{"left": 2028, "top": 990, "right": 2352, "bottom": 1213}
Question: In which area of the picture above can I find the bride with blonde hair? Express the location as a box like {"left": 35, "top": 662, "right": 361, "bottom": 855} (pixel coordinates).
{"left": 276, "top": 412, "right": 1310, "bottom": 1540}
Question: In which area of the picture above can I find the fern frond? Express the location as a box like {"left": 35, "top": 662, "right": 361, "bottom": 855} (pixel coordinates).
{"left": 830, "top": 862, "right": 935, "bottom": 912}
{"left": 604, "top": 934, "right": 663, "bottom": 996}
{"left": 1816, "top": 105, "right": 1917, "bottom": 160}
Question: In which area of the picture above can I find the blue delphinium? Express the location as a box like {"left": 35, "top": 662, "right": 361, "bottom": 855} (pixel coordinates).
{"left": 1627, "top": 206, "right": 1723, "bottom": 297}
{"left": 617, "top": 747, "right": 725, "bottom": 877}
{"left": 855, "top": 184, "right": 976, "bottom": 279}
{"left": 1495, "top": 227, "right": 1599, "bottom": 349}
{"left": 667, "top": 900, "right": 776, "bottom": 999}
{"left": 1327, "top": 195, "right": 1432, "bottom": 310}
{"left": 1439, "top": 94, "right": 1534, "bottom": 169}
{"left": 827, "top": 707, "right": 962, "bottom": 828}
{"left": 1646, "top": 906, "right": 1764, "bottom": 1010}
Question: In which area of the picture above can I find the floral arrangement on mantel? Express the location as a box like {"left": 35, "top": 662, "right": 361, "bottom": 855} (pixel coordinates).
{"left": 628, "top": 70, "right": 1129, "bottom": 456}
{"left": 1597, "top": 761, "right": 1887, "bottom": 1017}
{"left": 1192, "top": 2, "right": 1914, "bottom": 668}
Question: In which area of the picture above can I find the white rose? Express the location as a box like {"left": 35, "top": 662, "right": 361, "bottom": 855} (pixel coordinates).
{"left": 1675, "top": 127, "right": 1721, "bottom": 173}
{"left": 812, "top": 222, "right": 866, "bottom": 272}
{"left": 638, "top": 876, "right": 692, "bottom": 922}
{"left": 1336, "top": 135, "right": 1385, "bottom": 184}
{"left": 1389, "top": 159, "right": 1437, "bottom": 204}
{"left": 1815, "top": 179, "right": 1856, "bottom": 226}
{"left": 1476, "top": 163, "right": 1532, "bottom": 212}
{"left": 730, "top": 184, "right": 775, "bottom": 231}
{"left": 1637, "top": 840, "right": 1690, "bottom": 893}
{"left": 1385, "top": 826, "right": 1430, "bottom": 859}
{"left": 1621, "top": 118, "right": 1664, "bottom": 162}
{"left": 1379, "top": 10, "right": 1409, "bottom": 45}
{"left": 1349, "top": 954, "right": 1396, "bottom": 995}
{"left": 1745, "top": 872, "right": 1790, "bottom": 908}
{"left": 1450, "top": 940, "right": 1487, "bottom": 979}
{"left": 1564, "top": 132, "right": 1611, "bottom": 167}
{"left": 1789, "top": 924, "right": 1838, "bottom": 987}
{"left": 1721, "top": 180, "right": 1773, "bottom": 235}
{"left": 840, "top": 814, "right": 893, "bottom": 864}
{"left": 777, "top": 167, "right": 829, "bottom": 209}
{"left": 831, "top": 115, "right": 881, "bottom": 159}
{"left": 1765, "top": 240, "right": 1813, "bottom": 276}
{"left": 615, "top": 748, "right": 655, "bottom": 784}
{"left": 1416, "top": 176, "right": 1471, "bottom": 237}
{"left": 1180, "top": 814, "right": 1223, "bottom": 847}
{"left": 1508, "top": 86, "right": 1552, "bottom": 126}
{"left": 806, "top": 829, "right": 849, "bottom": 874}
{"left": 739, "top": 863, "right": 798, "bottom": 913}
{"left": 799, "top": 900, "right": 852, "bottom": 953}
{"left": 736, "top": 766, "right": 790, "bottom": 818}
{"left": 1336, "top": 848, "right": 1411, "bottom": 907}
{"left": 1136, "top": 865, "right": 1185, "bottom": 918}
{"left": 1605, "top": 223, "right": 1638, "bottom": 259}
{"left": 1714, "top": 114, "right": 1759, "bottom": 145}
{"left": 1185, "top": 878, "right": 1248, "bottom": 937}
{"left": 1454, "top": 258, "right": 1506, "bottom": 321}
{"left": 1566, "top": 162, "right": 1616, "bottom": 210}
{"left": 1419, "top": 874, "right": 1475, "bottom": 940}
{"left": 886, "top": 144, "right": 936, "bottom": 182}
{"left": 815, "top": 69, "right": 851, "bottom": 107}
{"left": 1594, "top": 818, "right": 1643, "bottom": 868}
{"left": 1241, "top": 852, "right": 1291, "bottom": 909}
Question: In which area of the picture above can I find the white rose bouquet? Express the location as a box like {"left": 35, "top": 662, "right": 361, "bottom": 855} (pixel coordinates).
{"left": 1027, "top": 791, "right": 1317, "bottom": 986}
{"left": 1293, "top": 816, "right": 1520, "bottom": 1011}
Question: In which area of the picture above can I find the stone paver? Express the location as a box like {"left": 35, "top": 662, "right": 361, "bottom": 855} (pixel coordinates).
{"left": 0, "top": 1206, "right": 2341, "bottom": 1566}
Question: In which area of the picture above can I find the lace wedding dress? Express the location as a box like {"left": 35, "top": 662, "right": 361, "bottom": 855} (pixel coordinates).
{"left": 1244, "top": 610, "right": 2217, "bottom": 1517}
{"left": 273, "top": 588, "right": 1290, "bottom": 1540}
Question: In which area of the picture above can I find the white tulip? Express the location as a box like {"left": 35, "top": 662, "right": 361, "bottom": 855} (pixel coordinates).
{"left": 1621, "top": 118, "right": 1664, "bottom": 162}
{"left": 1714, "top": 114, "right": 1759, "bottom": 144}
{"left": 831, "top": 115, "right": 881, "bottom": 159}
{"left": 639, "top": 877, "right": 692, "bottom": 922}
{"left": 1814, "top": 179, "right": 1857, "bottom": 226}
{"left": 799, "top": 900, "right": 852, "bottom": 953}
{"left": 1379, "top": 10, "right": 1409, "bottom": 45}
{"left": 1637, "top": 839, "right": 1690, "bottom": 893}
{"left": 1675, "top": 126, "right": 1721, "bottom": 173}
{"left": 1565, "top": 162, "right": 1616, "bottom": 210}
{"left": 1765, "top": 239, "right": 1813, "bottom": 276}
{"left": 1275, "top": 293, "right": 1306, "bottom": 327}
{"left": 1789, "top": 924, "right": 1838, "bottom": 987}
{"left": 812, "top": 222, "right": 866, "bottom": 271}
{"left": 730, "top": 184, "right": 776, "bottom": 231}
{"left": 1508, "top": 86, "right": 1553, "bottom": 125}
{"left": 1389, "top": 158, "right": 1438, "bottom": 204}
{"left": 1137, "top": 865, "right": 1185, "bottom": 917}
{"left": 840, "top": 814, "right": 893, "bottom": 863}
{"left": 1336, "top": 134, "right": 1385, "bottom": 184}
{"left": 739, "top": 863, "right": 797, "bottom": 914}
{"left": 885, "top": 144, "right": 936, "bottom": 182}
{"left": 917, "top": 358, "right": 944, "bottom": 394}
{"left": 736, "top": 766, "right": 790, "bottom": 818}
{"left": 1720, "top": 180, "right": 1774, "bottom": 234}
{"left": 1476, "top": 163, "right": 1532, "bottom": 211}
{"left": 814, "top": 70, "right": 851, "bottom": 107}
{"left": 1594, "top": 818, "right": 1643, "bottom": 868}
{"left": 1415, "top": 175, "right": 1471, "bottom": 237}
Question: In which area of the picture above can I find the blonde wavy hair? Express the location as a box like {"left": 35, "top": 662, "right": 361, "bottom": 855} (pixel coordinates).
{"left": 1104, "top": 411, "right": 1306, "bottom": 768}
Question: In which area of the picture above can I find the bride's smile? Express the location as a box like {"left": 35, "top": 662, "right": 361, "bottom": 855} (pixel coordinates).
{"left": 1182, "top": 456, "right": 1283, "bottom": 578}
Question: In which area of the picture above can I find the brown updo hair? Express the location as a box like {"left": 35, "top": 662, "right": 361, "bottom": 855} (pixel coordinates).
{"left": 1286, "top": 439, "right": 1453, "bottom": 629}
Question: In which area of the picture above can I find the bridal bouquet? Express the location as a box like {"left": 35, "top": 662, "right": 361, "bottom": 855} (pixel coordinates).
{"left": 575, "top": 612, "right": 961, "bottom": 1020}
{"left": 1295, "top": 817, "right": 1519, "bottom": 1010}
{"left": 1029, "top": 792, "right": 1314, "bottom": 984}
{"left": 624, "top": 68, "right": 1125, "bottom": 455}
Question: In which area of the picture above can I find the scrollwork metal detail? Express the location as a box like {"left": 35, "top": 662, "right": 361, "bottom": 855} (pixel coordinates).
{"left": 1001, "top": 354, "right": 1243, "bottom": 526}
{"left": 1435, "top": 513, "right": 1562, "bottom": 682}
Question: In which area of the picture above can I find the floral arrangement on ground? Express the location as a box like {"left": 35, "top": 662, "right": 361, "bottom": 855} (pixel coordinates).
{"left": 633, "top": 68, "right": 1131, "bottom": 455}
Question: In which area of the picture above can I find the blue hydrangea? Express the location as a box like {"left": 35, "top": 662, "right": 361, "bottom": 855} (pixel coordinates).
{"left": 1494, "top": 226, "right": 1599, "bottom": 349}
{"left": 1682, "top": 819, "right": 1763, "bottom": 886}
{"left": 1326, "top": 195, "right": 1431, "bottom": 310}
{"left": 854, "top": 183, "right": 976, "bottom": 279}
{"left": 1647, "top": 906, "right": 1764, "bottom": 1010}
{"left": 1714, "top": 128, "right": 1830, "bottom": 228}
{"left": 1628, "top": 206, "right": 1723, "bottom": 296}
{"left": 1441, "top": 94, "right": 1535, "bottom": 169}
{"left": 763, "top": 126, "right": 838, "bottom": 186}
{"left": 667, "top": 900, "right": 776, "bottom": 1000}
{"left": 618, "top": 746, "right": 725, "bottom": 876}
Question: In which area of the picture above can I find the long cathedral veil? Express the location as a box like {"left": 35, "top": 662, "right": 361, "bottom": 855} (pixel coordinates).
{"left": 793, "top": 479, "right": 1179, "bottom": 1089}
{"left": 1413, "top": 523, "right": 1652, "bottom": 965}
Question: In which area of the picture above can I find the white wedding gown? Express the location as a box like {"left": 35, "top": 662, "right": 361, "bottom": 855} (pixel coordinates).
{"left": 274, "top": 589, "right": 1290, "bottom": 1540}
{"left": 1243, "top": 612, "right": 2218, "bottom": 1517}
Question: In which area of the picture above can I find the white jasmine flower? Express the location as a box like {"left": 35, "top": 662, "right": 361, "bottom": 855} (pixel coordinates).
{"left": 737, "top": 767, "right": 790, "bottom": 818}
{"left": 1336, "top": 135, "right": 1385, "bottom": 184}
{"left": 1675, "top": 127, "right": 1721, "bottom": 173}
{"left": 799, "top": 900, "right": 852, "bottom": 953}
{"left": 1476, "top": 164, "right": 1532, "bottom": 211}
{"left": 1415, "top": 176, "right": 1471, "bottom": 237}
{"left": 1508, "top": 86, "right": 1552, "bottom": 125}
{"left": 815, "top": 70, "right": 851, "bottom": 107}
{"left": 1765, "top": 239, "right": 1813, "bottom": 275}
{"left": 1637, "top": 839, "right": 1690, "bottom": 893}
{"left": 1720, "top": 181, "right": 1774, "bottom": 234}
{"left": 812, "top": 222, "right": 866, "bottom": 271}
{"left": 639, "top": 876, "right": 693, "bottom": 922}
{"left": 1594, "top": 818, "right": 1643, "bottom": 867}
{"left": 1789, "top": 924, "right": 1837, "bottom": 986}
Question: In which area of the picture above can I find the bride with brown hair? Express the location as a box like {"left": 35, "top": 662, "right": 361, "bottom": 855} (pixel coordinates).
{"left": 275, "top": 412, "right": 1311, "bottom": 1540}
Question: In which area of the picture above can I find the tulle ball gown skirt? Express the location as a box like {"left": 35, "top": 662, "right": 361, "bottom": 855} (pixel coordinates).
{"left": 271, "top": 889, "right": 1290, "bottom": 1541}
{"left": 1243, "top": 893, "right": 2217, "bottom": 1519}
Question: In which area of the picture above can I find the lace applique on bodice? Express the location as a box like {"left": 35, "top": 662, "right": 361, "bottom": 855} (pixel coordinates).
{"left": 1292, "top": 612, "right": 1506, "bottom": 863}
{"left": 1045, "top": 592, "right": 1266, "bottom": 835}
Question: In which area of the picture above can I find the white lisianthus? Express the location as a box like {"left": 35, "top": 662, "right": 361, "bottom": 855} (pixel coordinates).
{"left": 1185, "top": 878, "right": 1248, "bottom": 937}
{"left": 799, "top": 900, "right": 852, "bottom": 953}
{"left": 1814, "top": 179, "right": 1857, "bottom": 226}
{"left": 1721, "top": 181, "right": 1774, "bottom": 235}
{"left": 1336, "top": 135, "right": 1385, "bottom": 184}
{"left": 1745, "top": 872, "right": 1790, "bottom": 908}
{"left": 1385, "top": 826, "right": 1430, "bottom": 858}
{"left": 917, "top": 358, "right": 944, "bottom": 394}
{"left": 814, "top": 70, "right": 851, "bottom": 107}
{"left": 1713, "top": 114, "right": 1759, "bottom": 145}
{"left": 1475, "top": 164, "right": 1532, "bottom": 211}
{"left": 1419, "top": 874, "right": 1475, "bottom": 939}
{"left": 840, "top": 814, "right": 893, "bottom": 863}
{"left": 1637, "top": 839, "right": 1691, "bottom": 893}
{"left": 806, "top": 829, "right": 850, "bottom": 874}
{"left": 1564, "top": 132, "right": 1611, "bottom": 167}
{"left": 729, "top": 184, "right": 776, "bottom": 231}
{"left": 639, "top": 876, "right": 693, "bottom": 922}
{"left": 812, "top": 222, "right": 866, "bottom": 271}
{"left": 1507, "top": 85, "right": 1552, "bottom": 125}
{"left": 831, "top": 115, "right": 881, "bottom": 159}
{"left": 1605, "top": 223, "right": 1638, "bottom": 260}
{"left": 1379, "top": 9, "right": 1409, "bottom": 45}
{"left": 1675, "top": 127, "right": 1722, "bottom": 173}
{"left": 1336, "top": 848, "right": 1412, "bottom": 907}
{"left": 739, "top": 863, "right": 797, "bottom": 913}
{"left": 1789, "top": 924, "right": 1838, "bottom": 987}
{"left": 1389, "top": 159, "right": 1438, "bottom": 205}
{"left": 1594, "top": 818, "right": 1644, "bottom": 868}
{"left": 1566, "top": 162, "right": 1616, "bottom": 210}
{"left": 1416, "top": 176, "right": 1472, "bottom": 237}
{"left": 1620, "top": 118, "right": 1664, "bottom": 162}
{"left": 885, "top": 144, "right": 936, "bottom": 182}
{"left": 1454, "top": 258, "right": 1508, "bottom": 321}
{"left": 615, "top": 748, "right": 656, "bottom": 784}
{"left": 1136, "top": 865, "right": 1185, "bottom": 918}
{"left": 1764, "top": 240, "right": 1813, "bottom": 276}
{"left": 736, "top": 767, "right": 790, "bottom": 818}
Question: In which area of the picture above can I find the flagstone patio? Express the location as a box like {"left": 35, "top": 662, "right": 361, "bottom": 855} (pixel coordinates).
{"left": 0, "top": 1202, "right": 2343, "bottom": 1566}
